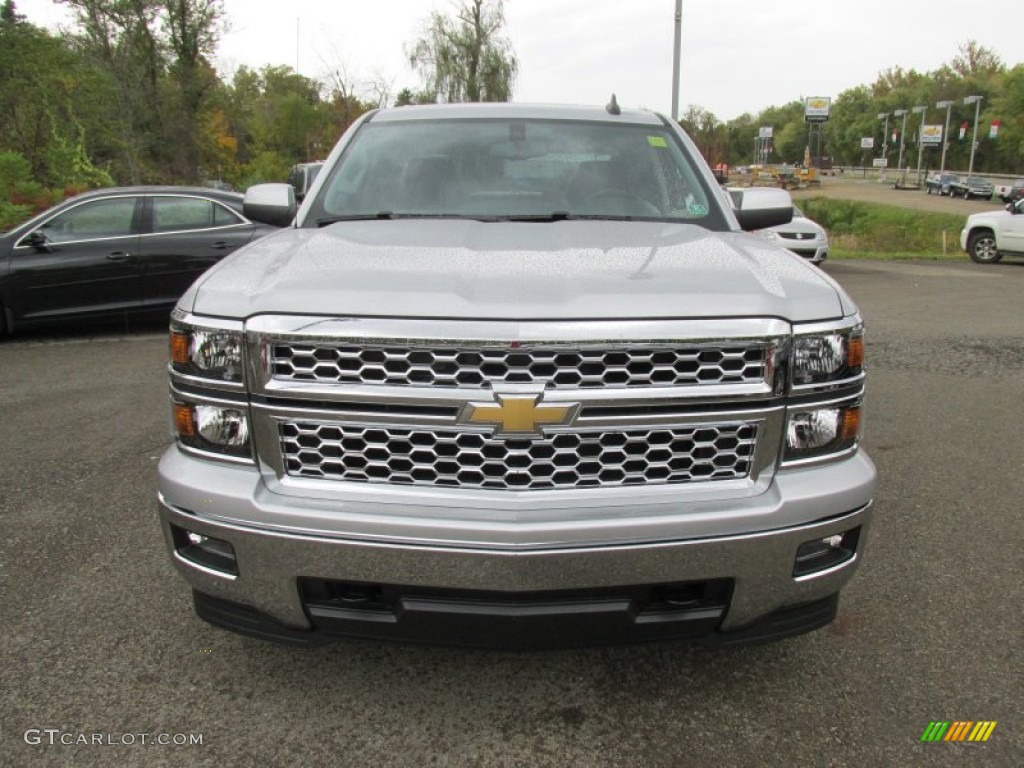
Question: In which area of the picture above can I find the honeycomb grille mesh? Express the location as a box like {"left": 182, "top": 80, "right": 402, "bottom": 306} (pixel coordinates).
{"left": 280, "top": 421, "right": 758, "bottom": 491}
{"left": 269, "top": 343, "right": 767, "bottom": 389}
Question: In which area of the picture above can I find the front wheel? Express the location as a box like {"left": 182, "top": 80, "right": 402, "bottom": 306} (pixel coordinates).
{"left": 967, "top": 231, "right": 1002, "bottom": 263}
{"left": 963, "top": 189, "right": 970, "bottom": 199}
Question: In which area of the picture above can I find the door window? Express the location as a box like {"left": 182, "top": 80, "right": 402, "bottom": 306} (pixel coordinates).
{"left": 36, "top": 198, "right": 138, "bottom": 243}
{"left": 153, "top": 197, "right": 243, "bottom": 233}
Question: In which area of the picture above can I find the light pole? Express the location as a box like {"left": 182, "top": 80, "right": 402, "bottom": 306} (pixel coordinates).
{"left": 894, "top": 109, "right": 908, "bottom": 174}
{"left": 936, "top": 100, "right": 954, "bottom": 175}
{"left": 964, "top": 95, "right": 983, "bottom": 179}
{"left": 877, "top": 112, "right": 889, "bottom": 172}
{"left": 671, "top": 0, "right": 682, "bottom": 121}
{"left": 912, "top": 105, "right": 927, "bottom": 185}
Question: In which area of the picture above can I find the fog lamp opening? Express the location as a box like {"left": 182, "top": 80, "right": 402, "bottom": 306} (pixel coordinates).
{"left": 171, "top": 524, "right": 238, "bottom": 575}
{"left": 793, "top": 527, "right": 860, "bottom": 578}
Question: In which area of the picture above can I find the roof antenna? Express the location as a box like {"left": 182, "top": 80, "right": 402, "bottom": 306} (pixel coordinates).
{"left": 606, "top": 94, "right": 621, "bottom": 116}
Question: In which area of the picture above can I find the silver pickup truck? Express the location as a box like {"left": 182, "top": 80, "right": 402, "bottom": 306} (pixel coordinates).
{"left": 158, "top": 103, "right": 875, "bottom": 648}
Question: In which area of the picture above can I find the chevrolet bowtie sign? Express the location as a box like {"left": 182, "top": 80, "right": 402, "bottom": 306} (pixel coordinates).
{"left": 461, "top": 394, "right": 578, "bottom": 436}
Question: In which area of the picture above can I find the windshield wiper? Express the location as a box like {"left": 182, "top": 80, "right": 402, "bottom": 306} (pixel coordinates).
{"left": 317, "top": 211, "right": 647, "bottom": 227}
{"left": 317, "top": 212, "right": 397, "bottom": 226}
{"left": 499, "top": 212, "right": 572, "bottom": 222}
{"left": 317, "top": 212, "right": 510, "bottom": 227}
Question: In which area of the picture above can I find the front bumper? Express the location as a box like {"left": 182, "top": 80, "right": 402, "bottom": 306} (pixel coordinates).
{"left": 158, "top": 447, "right": 875, "bottom": 648}
{"left": 784, "top": 244, "right": 828, "bottom": 263}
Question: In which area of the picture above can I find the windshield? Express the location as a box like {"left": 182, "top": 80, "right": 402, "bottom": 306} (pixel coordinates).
{"left": 306, "top": 117, "right": 726, "bottom": 227}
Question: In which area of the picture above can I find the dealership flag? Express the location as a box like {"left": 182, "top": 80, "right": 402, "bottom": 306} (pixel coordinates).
{"left": 959, "top": 122, "right": 968, "bottom": 140}
{"left": 990, "top": 119, "right": 1001, "bottom": 139}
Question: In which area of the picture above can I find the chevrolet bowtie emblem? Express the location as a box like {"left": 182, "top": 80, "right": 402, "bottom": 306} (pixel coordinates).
{"left": 461, "top": 394, "right": 578, "bottom": 436}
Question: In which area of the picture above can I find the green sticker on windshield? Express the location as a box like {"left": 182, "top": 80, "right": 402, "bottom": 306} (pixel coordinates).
{"left": 687, "top": 203, "right": 708, "bottom": 215}
{"left": 647, "top": 135, "right": 668, "bottom": 148}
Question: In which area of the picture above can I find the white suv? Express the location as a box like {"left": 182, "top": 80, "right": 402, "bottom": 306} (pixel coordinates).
{"left": 961, "top": 199, "right": 1024, "bottom": 263}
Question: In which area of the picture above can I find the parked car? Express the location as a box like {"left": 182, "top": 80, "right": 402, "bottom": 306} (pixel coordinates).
{"left": 924, "top": 173, "right": 958, "bottom": 196}
{"left": 960, "top": 198, "right": 1024, "bottom": 263}
{"left": 287, "top": 162, "right": 324, "bottom": 202}
{"left": 757, "top": 204, "right": 829, "bottom": 263}
{"left": 995, "top": 178, "right": 1024, "bottom": 203}
{"left": 0, "top": 187, "right": 280, "bottom": 335}
{"left": 948, "top": 176, "right": 994, "bottom": 200}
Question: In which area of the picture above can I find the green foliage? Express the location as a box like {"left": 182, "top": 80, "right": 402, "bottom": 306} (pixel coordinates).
{"left": 45, "top": 133, "right": 114, "bottom": 189}
{"left": 0, "top": 150, "right": 60, "bottom": 229}
{"left": 236, "top": 150, "right": 292, "bottom": 189}
{"left": 798, "top": 197, "right": 965, "bottom": 255}
{"left": 0, "top": 201, "right": 31, "bottom": 231}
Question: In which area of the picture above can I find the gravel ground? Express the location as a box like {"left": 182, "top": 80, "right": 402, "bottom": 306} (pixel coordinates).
{"left": 1, "top": 261, "right": 1021, "bottom": 767}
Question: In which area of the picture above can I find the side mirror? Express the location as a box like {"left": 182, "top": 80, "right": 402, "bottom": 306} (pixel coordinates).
{"left": 243, "top": 183, "right": 296, "bottom": 227}
{"left": 1006, "top": 203, "right": 1018, "bottom": 215}
{"left": 21, "top": 230, "right": 52, "bottom": 250}
{"left": 731, "top": 187, "right": 794, "bottom": 231}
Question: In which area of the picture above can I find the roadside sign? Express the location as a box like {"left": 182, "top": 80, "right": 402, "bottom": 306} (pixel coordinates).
{"left": 921, "top": 125, "right": 943, "bottom": 145}
{"left": 872, "top": 158, "right": 888, "bottom": 168}
{"left": 860, "top": 137, "right": 875, "bottom": 149}
{"left": 805, "top": 97, "right": 831, "bottom": 123}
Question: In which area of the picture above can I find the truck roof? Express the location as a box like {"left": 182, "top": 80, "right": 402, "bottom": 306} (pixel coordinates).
{"left": 373, "top": 102, "right": 665, "bottom": 126}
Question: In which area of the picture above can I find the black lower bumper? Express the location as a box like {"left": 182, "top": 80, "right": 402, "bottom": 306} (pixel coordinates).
{"left": 192, "top": 585, "right": 839, "bottom": 650}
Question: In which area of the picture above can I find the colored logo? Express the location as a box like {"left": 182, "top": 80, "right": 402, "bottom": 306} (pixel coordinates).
{"left": 920, "top": 721, "right": 997, "bottom": 742}
{"left": 461, "top": 394, "right": 577, "bottom": 436}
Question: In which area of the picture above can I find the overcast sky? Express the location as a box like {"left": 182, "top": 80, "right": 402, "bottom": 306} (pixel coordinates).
{"left": 14, "top": 0, "right": 1024, "bottom": 120}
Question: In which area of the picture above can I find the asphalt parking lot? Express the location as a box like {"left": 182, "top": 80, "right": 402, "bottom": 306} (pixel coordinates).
{"left": 1, "top": 259, "right": 1021, "bottom": 767}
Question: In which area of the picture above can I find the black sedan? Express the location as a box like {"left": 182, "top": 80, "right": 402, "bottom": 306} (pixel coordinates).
{"left": 0, "top": 186, "right": 279, "bottom": 335}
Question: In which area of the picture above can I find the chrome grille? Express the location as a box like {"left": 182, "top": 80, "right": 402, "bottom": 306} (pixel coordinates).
{"left": 280, "top": 422, "right": 758, "bottom": 491}
{"left": 270, "top": 343, "right": 767, "bottom": 389}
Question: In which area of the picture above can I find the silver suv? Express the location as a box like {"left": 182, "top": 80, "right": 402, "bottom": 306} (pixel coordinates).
{"left": 159, "top": 103, "right": 876, "bottom": 648}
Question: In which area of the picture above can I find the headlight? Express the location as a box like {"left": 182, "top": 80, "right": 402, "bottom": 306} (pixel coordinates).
{"left": 173, "top": 401, "right": 252, "bottom": 460}
{"left": 792, "top": 325, "right": 864, "bottom": 387}
{"left": 170, "top": 317, "right": 245, "bottom": 383}
{"left": 756, "top": 229, "right": 781, "bottom": 242}
{"left": 784, "top": 404, "right": 861, "bottom": 463}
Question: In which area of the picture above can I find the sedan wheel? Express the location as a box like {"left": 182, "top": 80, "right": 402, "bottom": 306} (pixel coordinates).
{"left": 968, "top": 232, "right": 1002, "bottom": 263}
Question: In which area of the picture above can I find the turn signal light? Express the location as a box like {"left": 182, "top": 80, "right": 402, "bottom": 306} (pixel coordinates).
{"left": 847, "top": 335, "right": 864, "bottom": 368}
{"left": 173, "top": 402, "right": 195, "bottom": 437}
{"left": 170, "top": 331, "right": 190, "bottom": 365}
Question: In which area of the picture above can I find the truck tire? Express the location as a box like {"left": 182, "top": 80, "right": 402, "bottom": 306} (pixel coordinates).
{"left": 963, "top": 189, "right": 970, "bottom": 199}
{"left": 967, "top": 231, "right": 1001, "bottom": 263}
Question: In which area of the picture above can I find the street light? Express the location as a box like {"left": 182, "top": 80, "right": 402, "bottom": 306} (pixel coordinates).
{"left": 912, "top": 105, "right": 927, "bottom": 186}
{"left": 894, "top": 109, "right": 908, "bottom": 174}
{"left": 877, "top": 112, "right": 890, "bottom": 169}
{"left": 936, "top": 100, "right": 954, "bottom": 175}
{"left": 964, "top": 95, "right": 983, "bottom": 179}
{"left": 671, "top": 0, "right": 682, "bottom": 120}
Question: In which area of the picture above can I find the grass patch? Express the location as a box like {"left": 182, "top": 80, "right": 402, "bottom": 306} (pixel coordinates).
{"left": 798, "top": 197, "right": 965, "bottom": 258}
{"left": 829, "top": 249, "right": 964, "bottom": 261}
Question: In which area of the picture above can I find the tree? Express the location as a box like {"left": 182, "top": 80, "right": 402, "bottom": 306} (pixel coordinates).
{"left": 163, "top": 0, "right": 225, "bottom": 181}
{"left": 406, "top": 0, "right": 517, "bottom": 103}
{"left": 1, "top": 0, "right": 25, "bottom": 24}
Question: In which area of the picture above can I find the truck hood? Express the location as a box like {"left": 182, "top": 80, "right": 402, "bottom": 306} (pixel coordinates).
{"left": 184, "top": 219, "right": 853, "bottom": 323}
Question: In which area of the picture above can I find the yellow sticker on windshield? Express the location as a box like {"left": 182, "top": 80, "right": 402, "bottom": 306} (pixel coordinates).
{"left": 647, "top": 136, "right": 668, "bottom": 148}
